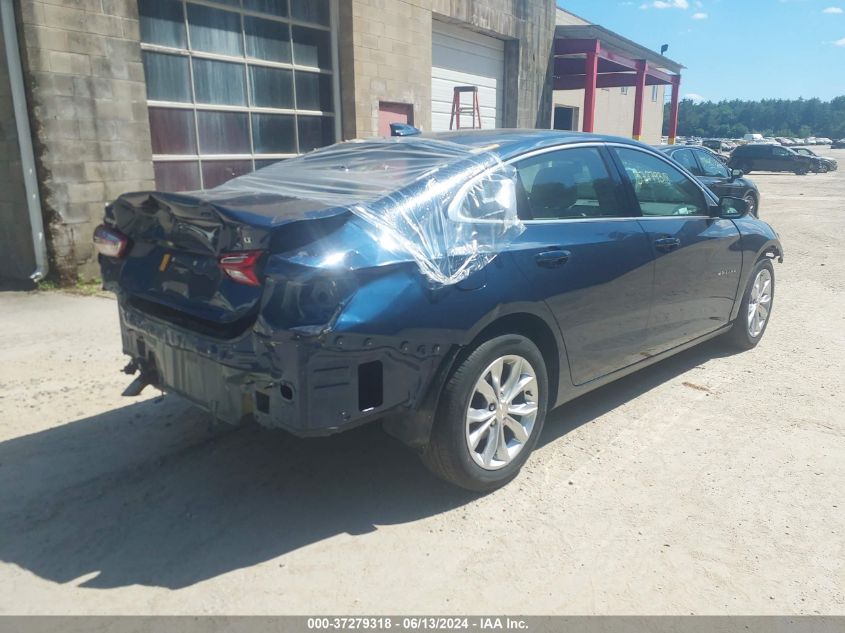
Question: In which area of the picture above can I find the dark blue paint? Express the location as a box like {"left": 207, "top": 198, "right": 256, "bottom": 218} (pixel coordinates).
{"left": 100, "top": 130, "right": 783, "bottom": 445}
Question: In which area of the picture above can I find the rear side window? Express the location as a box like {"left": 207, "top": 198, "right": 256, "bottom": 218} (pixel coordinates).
{"left": 613, "top": 147, "right": 709, "bottom": 217}
{"left": 672, "top": 149, "right": 702, "bottom": 175}
{"left": 514, "top": 147, "right": 624, "bottom": 220}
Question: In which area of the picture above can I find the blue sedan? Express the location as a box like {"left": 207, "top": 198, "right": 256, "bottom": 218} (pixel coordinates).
{"left": 96, "top": 130, "right": 783, "bottom": 491}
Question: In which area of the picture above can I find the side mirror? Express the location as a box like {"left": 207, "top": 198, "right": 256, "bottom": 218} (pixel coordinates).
{"left": 713, "top": 196, "right": 749, "bottom": 219}
{"left": 730, "top": 168, "right": 743, "bottom": 180}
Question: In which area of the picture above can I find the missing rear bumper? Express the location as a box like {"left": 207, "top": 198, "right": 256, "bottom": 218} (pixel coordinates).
{"left": 117, "top": 299, "right": 447, "bottom": 437}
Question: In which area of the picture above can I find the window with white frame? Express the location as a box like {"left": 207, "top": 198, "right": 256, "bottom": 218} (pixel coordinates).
{"left": 651, "top": 85, "right": 659, "bottom": 102}
{"left": 138, "top": 0, "right": 337, "bottom": 191}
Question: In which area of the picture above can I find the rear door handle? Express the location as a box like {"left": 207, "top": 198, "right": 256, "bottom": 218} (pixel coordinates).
{"left": 535, "top": 250, "right": 571, "bottom": 268}
{"left": 654, "top": 237, "right": 681, "bottom": 253}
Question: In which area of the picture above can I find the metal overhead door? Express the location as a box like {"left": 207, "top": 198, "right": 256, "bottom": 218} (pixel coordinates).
{"left": 431, "top": 21, "right": 504, "bottom": 131}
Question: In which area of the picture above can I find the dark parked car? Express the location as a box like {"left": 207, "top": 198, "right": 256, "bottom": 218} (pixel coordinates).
{"left": 729, "top": 143, "right": 821, "bottom": 175}
{"left": 96, "top": 131, "right": 783, "bottom": 491}
{"left": 832, "top": 139, "right": 845, "bottom": 149}
{"left": 657, "top": 144, "right": 761, "bottom": 217}
{"left": 792, "top": 147, "right": 838, "bottom": 172}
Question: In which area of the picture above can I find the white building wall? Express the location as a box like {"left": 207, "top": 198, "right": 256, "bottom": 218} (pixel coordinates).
{"left": 553, "top": 7, "right": 669, "bottom": 144}
{"left": 553, "top": 86, "right": 666, "bottom": 143}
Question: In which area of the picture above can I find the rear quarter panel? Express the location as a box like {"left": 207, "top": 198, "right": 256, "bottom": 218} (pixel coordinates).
{"left": 332, "top": 251, "right": 571, "bottom": 405}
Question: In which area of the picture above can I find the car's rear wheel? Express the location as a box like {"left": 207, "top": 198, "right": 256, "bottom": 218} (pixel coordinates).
{"left": 795, "top": 165, "right": 809, "bottom": 175}
{"left": 422, "top": 335, "right": 548, "bottom": 492}
{"left": 737, "top": 161, "right": 753, "bottom": 174}
{"left": 725, "top": 259, "right": 775, "bottom": 350}
{"left": 742, "top": 193, "right": 759, "bottom": 218}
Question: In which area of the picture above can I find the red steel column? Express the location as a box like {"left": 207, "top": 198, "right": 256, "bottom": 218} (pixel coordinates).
{"left": 668, "top": 74, "right": 681, "bottom": 145}
{"left": 632, "top": 60, "right": 647, "bottom": 140}
{"left": 582, "top": 42, "right": 599, "bottom": 133}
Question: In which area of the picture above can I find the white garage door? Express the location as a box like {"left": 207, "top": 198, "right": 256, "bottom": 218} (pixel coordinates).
{"left": 431, "top": 21, "right": 504, "bottom": 132}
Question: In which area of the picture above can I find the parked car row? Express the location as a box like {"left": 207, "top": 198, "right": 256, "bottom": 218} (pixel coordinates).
{"left": 688, "top": 135, "right": 839, "bottom": 149}
{"left": 657, "top": 144, "right": 761, "bottom": 216}
{"left": 658, "top": 134, "right": 839, "bottom": 215}
{"left": 703, "top": 139, "right": 737, "bottom": 153}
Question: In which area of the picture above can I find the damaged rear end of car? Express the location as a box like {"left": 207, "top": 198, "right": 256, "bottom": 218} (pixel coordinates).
{"left": 97, "top": 137, "right": 523, "bottom": 439}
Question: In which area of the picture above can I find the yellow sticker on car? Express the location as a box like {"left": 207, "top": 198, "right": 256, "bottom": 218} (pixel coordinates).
{"left": 159, "top": 253, "right": 171, "bottom": 272}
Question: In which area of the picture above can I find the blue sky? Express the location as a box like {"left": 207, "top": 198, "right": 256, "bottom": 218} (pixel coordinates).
{"left": 556, "top": 0, "right": 845, "bottom": 102}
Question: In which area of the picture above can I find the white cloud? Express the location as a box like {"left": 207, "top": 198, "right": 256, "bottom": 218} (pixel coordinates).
{"left": 640, "top": 0, "right": 690, "bottom": 9}
{"left": 823, "top": 6, "right": 844, "bottom": 13}
{"left": 692, "top": 11, "right": 708, "bottom": 18}
{"left": 685, "top": 93, "right": 706, "bottom": 102}
{"left": 835, "top": 37, "right": 845, "bottom": 45}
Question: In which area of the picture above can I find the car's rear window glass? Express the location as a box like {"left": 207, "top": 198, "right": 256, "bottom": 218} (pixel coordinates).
{"left": 514, "top": 147, "right": 624, "bottom": 220}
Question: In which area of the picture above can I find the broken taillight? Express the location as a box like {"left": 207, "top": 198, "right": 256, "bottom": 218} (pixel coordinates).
{"left": 93, "top": 224, "right": 130, "bottom": 258}
{"left": 218, "top": 250, "right": 264, "bottom": 286}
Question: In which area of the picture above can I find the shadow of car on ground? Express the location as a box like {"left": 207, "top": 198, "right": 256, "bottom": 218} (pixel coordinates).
{"left": 0, "top": 338, "right": 736, "bottom": 590}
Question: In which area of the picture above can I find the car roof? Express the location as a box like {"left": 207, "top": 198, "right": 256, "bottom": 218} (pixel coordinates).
{"left": 420, "top": 129, "right": 648, "bottom": 160}
{"left": 653, "top": 144, "right": 709, "bottom": 152}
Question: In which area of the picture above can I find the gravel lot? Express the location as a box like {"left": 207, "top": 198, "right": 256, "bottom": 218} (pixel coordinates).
{"left": 1, "top": 149, "right": 843, "bottom": 615}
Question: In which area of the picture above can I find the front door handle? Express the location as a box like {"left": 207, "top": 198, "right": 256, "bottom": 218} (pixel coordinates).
{"left": 654, "top": 237, "right": 681, "bottom": 253}
{"left": 535, "top": 250, "right": 571, "bottom": 268}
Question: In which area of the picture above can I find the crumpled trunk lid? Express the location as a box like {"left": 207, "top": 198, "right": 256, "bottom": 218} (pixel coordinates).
{"left": 106, "top": 190, "right": 346, "bottom": 327}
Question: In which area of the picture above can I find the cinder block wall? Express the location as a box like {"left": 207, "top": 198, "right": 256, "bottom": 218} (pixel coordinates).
{"left": 338, "top": 0, "right": 555, "bottom": 139}
{"left": 17, "top": 0, "right": 154, "bottom": 281}
{"left": 0, "top": 26, "right": 36, "bottom": 283}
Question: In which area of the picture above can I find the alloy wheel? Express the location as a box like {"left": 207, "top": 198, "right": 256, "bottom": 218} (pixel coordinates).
{"left": 747, "top": 268, "right": 773, "bottom": 338}
{"left": 465, "top": 355, "right": 539, "bottom": 471}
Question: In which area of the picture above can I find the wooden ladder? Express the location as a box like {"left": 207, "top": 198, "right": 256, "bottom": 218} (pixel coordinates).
{"left": 449, "top": 86, "right": 482, "bottom": 130}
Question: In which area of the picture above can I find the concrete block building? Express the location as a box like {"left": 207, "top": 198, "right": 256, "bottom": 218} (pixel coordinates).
{"left": 0, "top": 0, "right": 681, "bottom": 285}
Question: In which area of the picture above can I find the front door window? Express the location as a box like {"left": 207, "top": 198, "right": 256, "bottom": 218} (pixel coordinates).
{"left": 695, "top": 149, "right": 730, "bottom": 178}
{"left": 613, "top": 148, "right": 709, "bottom": 216}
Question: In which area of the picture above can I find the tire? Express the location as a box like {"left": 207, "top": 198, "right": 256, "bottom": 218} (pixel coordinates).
{"left": 819, "top": 164, "right": 829, "bottom": 174}
{"left": 742, "top": 193, "right": 759, "bottom": 218}
{"left": 422, "top": 334, "right": 549, "bottom": 492}
{"left": 738, "top": 161, "right": 753, "bottom": 174}
{"left": 795, "top": 165, "right": 809, "bottom": 175}
{"left": 725, "top": 259, "right": 775, "bottom": 350}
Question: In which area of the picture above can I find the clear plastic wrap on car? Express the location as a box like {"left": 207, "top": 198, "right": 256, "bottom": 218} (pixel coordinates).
{"left": 210, "top": 137, "right": 525, "bottom": 285}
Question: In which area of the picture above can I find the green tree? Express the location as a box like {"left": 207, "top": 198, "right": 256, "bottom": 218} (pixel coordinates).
{"left": 664, "top": 96, "right": 845, "bottom": 139}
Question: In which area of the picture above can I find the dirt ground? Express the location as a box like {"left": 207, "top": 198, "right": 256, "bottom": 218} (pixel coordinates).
{"left": 1, "top": 150, "right": 843, "bottom": 615}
